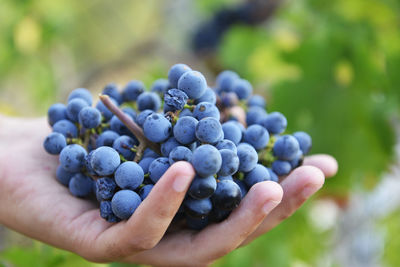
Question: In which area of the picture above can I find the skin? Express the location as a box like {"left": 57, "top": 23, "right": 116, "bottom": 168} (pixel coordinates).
{"left": 0, "top": 115, "right": 337, "bottom": 267}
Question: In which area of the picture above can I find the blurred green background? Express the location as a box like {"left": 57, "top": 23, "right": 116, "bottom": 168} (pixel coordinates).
{"left": 1, "top": 0, "right": 400, "bottom": 266}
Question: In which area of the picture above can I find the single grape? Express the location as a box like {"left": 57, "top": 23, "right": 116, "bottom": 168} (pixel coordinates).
{"left": 68, "top": 88, "right": 92, "bottom": 106}
{"left": 69, "top": 173, "right": 93, "bottom": 198}
{"left": 186, "top": 215, "right": 209, "bottom": 230}
{"left": 177, "top": 70, "right": 207, "bottom": 99}
{"left": 169, "top": 146, "right": 193, "bottom": 164}
{"left": 215, "top": 139, "right": 237, "bottom": 153}
{"left": 66, "top": 98, "right": 89, "bottom": 122}
{"left": 184, "top": 197, "right": 212, "bottom": 218}
{"left": 293, "top": 131, "right": 312, "bottom": 155}
{"left": 289, "top": 150, "right": 303, "bottom": 169}
{"left": 237, "top": 143, "right": 258, "bottom": 172}
{"left": 272, "top": 160, "right": 292, "bottom": 176}
{"left": 188, "top": 175, "right": 217, "bottom": 199}
{"left": 113, "top": 135, "right": 137, "bottom": 161}
{"left": 102, "top": 83, "right": 123, "bottom": 105}
{"left": 243, "top": 124, "right": 270, "bottom": 150}
{"left": 56, "top": 165, "right": 76, "bottom": 186}
{"left": 59, "top": 144, "right": 87, "bottom": 172}
{"left": 47, "top": 103, "right": 67, "bottom": 126}
{"left": 246, "top": 106, "right": 267, "bottom": 126}
{"left": 248, "top": 94, "right": 266, "bottom": 108}
{"left": 244, "top": 164, "right": 271, "bottom": 188}
{"left": 137, "top": 92, "right": 161, "bottom": 112}
{"left": 53, "top": 119, "right": 78, "bottom": 138}
{"left": 43, "top": 132, "right": 67, "bottom": 155}
{"left": 139, "top": 184, "right": 154, "bottom": 200}
{"left": 96, "top": 130, "right": 120, "bottom": 148}
{"left": 143, "top": 113, "right": 172, "bottom": 143}
{"left": 220, "top": 92, "right": 238, "bottom": 107}
{"left": 164, "top": 89, "right": 188, "bottom": 112}
{"left": 211, "top": 180, "right": 241, "bottom": 210}
{"left": 100, "top": 201, "right": 120, "bottom": 223}
{"left": 234, "top": 179, "right": 248, "bottom": 198}
{"left": 216, "top": 70, "right": 239, "bottom": 92}
{"left": 122, "top": 80, "right": 145, "bottom": 102}
{"left": 90, "top": 147, "right": 121, "bottom": 176}
{"left": 115, "top": 162, "right": 144, "bottom": 190}
{"left": 111, "top": 190, "right": 142, "bottom": 220}
{"left": 110, "top": 114, "right": 136, "bottom": 137}
{"left": 179, "top": 108, "right": 193, "bottom": 117}
{"left": 95, "top": 177, "right": 117, "bottom": 201}
{"left": 231, "top": 78, "right": 253, "bottom": 100}
{"left": 79, "top": 107, "right": 101, "bottom": 129}
{"left": 149, "top": 157, "right": 170, "bottom": 183}
{"left": 136, "top": 109, "right": 154, "bottom": 127}
{"left": 151, "top": 78, "right": 170, "bottom": 95}
{"left": 273, "top": 135, "right": 300, "bottom": 161}
{"left": 209, "top": 208, "right": 231, "bottom": 222}
{"left": 168, "top": 63, "right": 192, "bottom": 88}
{"left": 161, "top": 137, "right": 181, "bottom": 157}
{"left": 222, "top": 121, "right": 242, "bottom": 145}
{"left": 84, "top": 150, "right": 97, "bottom": 176}
{"left": 194, "top": 87, "right": 217, "bottom": 105}
{"left": 195, "top": 117, "right": 223, "bottom": 144}
{"left": 267, "top": 168, "right": 279, "bottom": 182}
{"left": 259, "top": 112, "right": 287, "bottom": 135}
{"left": 193, "top": 102, "right": 220, "bottom": 120}
{"left": 218, "top": 149, "right": 239, "bottom": 176}
{"left": 173, "top": 116, "right": 198, "bottom": 145}
{"left": 142, "top": 148, "right": 160, "bottom": 158}
{"left": 138, "top": 157, "right": 155, "bottom": 174}
{"left": 192, "top": 144, "right": 222, "bottom": 177}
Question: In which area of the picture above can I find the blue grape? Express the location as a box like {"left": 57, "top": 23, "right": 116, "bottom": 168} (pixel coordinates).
{"left": 216, "top": 139, "right": 237, "bottom": 153}
{"left": 122, "top": 107, "right": 137, "bottom": 122}
{"left": 220, "top": 92, "right": 238, "bottom": 107}
{"left": 168, "top": 63, "right": 192, "bottom": 88}
{"left": 122, "top": 80, "right": 145, "bottom": 102}
{"left": 68, "top": 88, "right": 92, "bottom": 106}
{"left": 48, "top": 103, "right": 67, "bottom": 126}
{"left": 43, "top": 132, "right": 66, "bottom": 155}
{"left": 100, "top": 201, "right": 120, "bottom": 223}
{"left": 164, "top": 89, "right": 188, "bottom": 112}
{"left": 272, "top": 160, "right": 292, "bottom": 176}
{"left": 151, "top": 78, "right": 170, "bottom": 95}
{"left": 136, "top": 109, "right": 154, "bottom": 127}
{"left": 231, "top": 78, "right": 253, "bottom": 100}
{"left": 195, "top": 117, "right": 223, "bottom": 144}
{"left": 53, "top": 119, "right": 78, "bottom": 138}
{"left": 59, "top": 144, "right": 87, "bottom": 172}
{"left": 246, "top": 106, "right": 267, "bottom": 126}
{"left": 184, "top": 197, "right": 212, "bottom": 218}
{"left": 211, "top": 180, "right": 241, "bottom": 210}
{"left": 273, "top": 135, "right": 300, "bottom": 161}
{"left": 69, "top": 173, "right": 93, "bottom": 198}
{"left": 139, "top": 184, "right": 154, "bottom": 200}
{"left": 113, "top": 135, "right": 137, "bottom": 161}
{"left": 179, "top": 108, "right": 193, "bottom": 117}
{"left": 95, "top": 177, "right": 117, "bottom": 201}
{"left": 142, "top": 148, "right": 160, "bottom": 158}
{"left": 143, "top": 113, "right": 172, "bottom": 143}
{"left": 267, "top": 168, "right": 279, "bottom": 182}
{"left": 111, "top": 190, "right": 141, "bottom": 220}
{"left": 79, "top": 107, "right": 101, "bottom": 129}
{"left": 237, "top": 143, "right": 258, "bottom": 172}
{"left": 115, "top": 162, "right": 144, "bottom": 190}
{"left": 178, "top": 70, "right": 207, "bottom": 99}
{"left": 66, "top": 98, "right": 89, "bottom": 122}
{"left": 160, "top": 137, "right": 180, "bottom": 157}
{"left": 293, "top": 131, "right": 312, "bottom": 155}
{"left": 96, "top": 97, "right": 118, "bottom": 121}
{"left": 149, "top": 157, "right": 170, "bottom": 183}
{"left": 259, "top": 112, "right": 287, "bottom": 135}
{"left": 193, "top": 102, "right": 220, "bottom": 120}
{"left": 110, "top": 114, "right": 134, "bottom": 136}
{"left": 169, "top": 146, "right": 193, "bottom": 164}
{"left": 188, "top": 175, "right": 217, "bottom": 199}
{"left": 173, "top": 116, "right": 198, "bottom": 145}
{"left": 216, "top": 70, "right": 239, "bottom": 92}
{"left": 90, "top": 147, "right": 121, "bottom": 176}
{"left": 56, "top": 165, "right": 76, "bottom": 186}
{"left": 243, "top": 124, "right": 270, "bottom": 150}
{"left": 234, "top": 179, "right": 248, "bottom": 198}
{"left": 289, "top": 150, "right": 303, "bottom": 168}
{"left": 96, "top": 130, "right": 120, "bottom": 148}
{"left": 244, "top": 164, "right": 271, "bottom": 188}
{"left": 137, "top": 92, "right": 161, "bottom": 112}
{"left": 209, "top": 208, "right": 231, "bottom": 222}
{"left": 218, "top": 175, "right": 233, "bottom": 181}
{"left": 102, "top": 83, "right": 123, "bottom": 105}
{"left": 194, "top": 87, "right": 217, "bottom": 104}
{"left": 192, "top": 144, "right": 222, "bottom": 177}
{"left": 218, "top": 149, "right": 239, "bottom": 176}
{"left": 248, "top": 94, "right": 266, "bottom": 108}
{"left": 186, "top": 215, "right": 209, "bottom": 230}
{"left": 222, "top": 121, "right": 242, "bottom": 145}
{"left": 84, "top": 150, "right": 97, "bottom": 176}
{"left": 138, "top": 157, "right": 155, "bottom": 174}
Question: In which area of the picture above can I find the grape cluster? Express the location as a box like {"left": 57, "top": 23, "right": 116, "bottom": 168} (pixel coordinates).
{"left": 44, "top": 63, "right": 311, "bottom": 229}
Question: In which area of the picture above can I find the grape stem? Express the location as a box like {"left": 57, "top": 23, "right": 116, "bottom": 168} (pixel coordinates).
{"left": 99, "top": 94, "right": 161, "bottom": 161}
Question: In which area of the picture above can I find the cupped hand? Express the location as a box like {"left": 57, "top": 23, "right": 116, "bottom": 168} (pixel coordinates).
{"left": 0, "top": 116, "right": 337, "bottom": 267}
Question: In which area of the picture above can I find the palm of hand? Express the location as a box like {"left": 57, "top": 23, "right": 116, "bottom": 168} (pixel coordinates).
{"left": 0, "top": 117, "right": 337, "bottom": 267}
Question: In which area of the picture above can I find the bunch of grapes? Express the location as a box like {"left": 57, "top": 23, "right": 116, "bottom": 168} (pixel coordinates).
{"left": 44, "top": 63, "right": 311, "bottom": 230}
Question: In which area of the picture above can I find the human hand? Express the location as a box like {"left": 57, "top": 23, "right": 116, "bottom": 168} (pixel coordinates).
{"left": 0, "top": 116, "right": 337, "bottom": 267}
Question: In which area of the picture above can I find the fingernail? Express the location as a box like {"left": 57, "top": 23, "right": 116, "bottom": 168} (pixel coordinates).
{"left": 301, "top": 184, "right": 318, "bottom": 199}
{"left": 173, "top": 176, "right": 190, "bottom": 192}
{"left": 262, "top": 200, "right": 280, "bottom": 214}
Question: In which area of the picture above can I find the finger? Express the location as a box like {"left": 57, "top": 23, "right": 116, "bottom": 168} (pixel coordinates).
{"left": 126, "top": 181, "right": 283, "bottom": 266}
{"left": 241, "top": 165, "right": 324, "bottom": 246}
{"left": 93, "top": 161, "right": 195, "bottom": 261}
{"left": 303, "top": 154, "right": 338, "bottom": 178}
